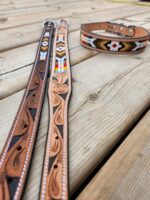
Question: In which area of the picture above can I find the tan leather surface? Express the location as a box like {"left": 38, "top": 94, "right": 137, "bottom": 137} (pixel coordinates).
{"left": 80, "top": 22, "right": 150, "bottom": 54}
{"left": 0, "top": 22, "right": 54, "bottom": 200}
{"left": 40, "top": 20, "right": 71, "bottom": 200}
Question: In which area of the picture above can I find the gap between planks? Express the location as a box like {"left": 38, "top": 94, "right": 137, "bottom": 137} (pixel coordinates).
{"left": 77, "top": 110, "right": 150, "bottom": 200}
{"left": 1, "top": 29, "right": 150, "bottom": 100}
{"left": 0, "top": 1, "right": 127, "bottom": 49}
{"left": 1, "top": 11, "right": 150, "bottom": 99}
{"left": 0, "top": 0, "right": 91, "bottom": 12}
{"left": 0, "top": 4, "right": 149, "bottom": 52}
{"left": 0, "top": 3, "right": 150, "bottom": 32}
{"left": 0, "top": 53, "right": 150, "bottom": 199}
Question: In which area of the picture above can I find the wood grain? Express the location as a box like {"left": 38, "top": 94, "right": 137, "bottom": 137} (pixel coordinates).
{"left": 0, "top": 3, "right": 127, "bottom": 52}
{"left": 78, "top": 110, "right": 150, "bottom": 200}
{"left": 0, "top": 30, "right": 82, "bottom": 75}
{"left": 1, "top": 53, "right": 150, "bottom": 199}
{"left": 1, "top": 20, "right": 150, "bottom": 99}
{"left": 0, "top": 1, "right": 126, "bottom": 30}
{"left": 0, "top": 0, "right": 150, "bottom": 199}
{"left": 126, "top": 11, "right": 150, "bottom": 22}
{"left": 0, "top": 44, "right": 97, "bottom": 99}
{"left": 0, "top": 23, "right": 54, "bottom": 200}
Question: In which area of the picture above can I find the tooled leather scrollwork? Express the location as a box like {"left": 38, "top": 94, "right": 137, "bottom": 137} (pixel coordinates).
{"left": 40, "top": 20, "right": 71, "bottom": 200}
{"left": 0, "top": 21, "right": 54, "bottom": 200}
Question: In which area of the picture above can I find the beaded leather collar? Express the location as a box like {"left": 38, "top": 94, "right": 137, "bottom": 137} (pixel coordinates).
{"left": 80, "top": 22, "right": 150, "bottom": 54}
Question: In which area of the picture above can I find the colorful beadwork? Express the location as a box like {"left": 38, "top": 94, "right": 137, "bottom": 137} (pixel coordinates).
{"left": 40, "top": 31, "right": 50, "bottom": 60}
{"left": 55, "top": 33, "right": 67, "bottom": 73}
{"left": 40, "top": 20, "right": 71, "bottom": 200}
{"left": 0, "top": 22, "right": 54, "bottom": 200}
{"left": 81, "top": 32, "right": 147, "bottom": 53}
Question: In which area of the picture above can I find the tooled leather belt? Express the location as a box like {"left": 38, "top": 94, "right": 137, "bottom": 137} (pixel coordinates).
{"left": 0, "top": 20, "right": 54, "bottom": 200}
{"left": 80, "top": 22, "right": 150, "bottom": 54}
{"left": 40, "top": 20, "right": 71, "bottom": 200}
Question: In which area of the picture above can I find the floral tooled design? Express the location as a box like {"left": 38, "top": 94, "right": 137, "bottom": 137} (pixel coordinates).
{"left": 0, "top": 25, "right": 52, "bottom": 200}
{"left": 41, "top": 21, "right": 71, "bottom": 200}
{"left": 47, "top": 72, "right": 69, "bottom": 200}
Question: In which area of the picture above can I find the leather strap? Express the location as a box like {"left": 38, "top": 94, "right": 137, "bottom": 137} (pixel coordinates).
{"left": 80, "top": 22, "right": 150, "bottom": 54}
{"left": 0, "top": 21, "right": 54, "bottom": 200}
{"left": 40, "top": 19, "right": 71, "bottom": 200}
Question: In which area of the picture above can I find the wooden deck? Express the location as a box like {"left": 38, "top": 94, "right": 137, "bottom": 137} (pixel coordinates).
{"left": 0, "top": 0, "right": 150, "bottom": 199}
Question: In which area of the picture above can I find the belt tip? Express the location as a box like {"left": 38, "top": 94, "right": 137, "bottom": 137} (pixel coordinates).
{"left": 42, "top": 19, "right": 57, "bottom": 28}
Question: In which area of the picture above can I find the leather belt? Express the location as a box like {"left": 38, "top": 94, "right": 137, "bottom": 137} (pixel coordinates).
{"left": 40, "top": 20, "right": 71, "bottom": 200}
{"left": 0, "top": 20, "right": 54, "bottom": 200}
{"left": 80, "top": 22, "right": 150, "bottom": 54}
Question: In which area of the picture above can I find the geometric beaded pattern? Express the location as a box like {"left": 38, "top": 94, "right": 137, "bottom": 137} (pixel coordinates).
{"left": 40, "top": 20, "right": 71, "bottom": 200}
{"left": 81, "top": 32, "right": 147, "bottom": 52}
{"left": 54, "top": 33, "right": 67, "bottom": 73}
{"left": 0, "top": 23, "right": 54, "bottom": 200}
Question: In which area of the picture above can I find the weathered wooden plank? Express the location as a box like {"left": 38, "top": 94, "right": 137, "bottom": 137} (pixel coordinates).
{"left": 0, "top": 0, "right": 122, "bottom": 9}
{"left": 0, "top": 4, "right": 149, "bottom": 30}
{"left": 0, "top": 0, "right": 120, "bottom": 16}
{"left": 1, "top": 34, "right": 150, "bottom": 99}
{"left": 0, "top": 29, "right": 81, "bottom": 75}
{"left": 0, "top": 27, "right": 97, "bottom": 99}
{"left": 0, "top": 29, "right": 94, "bottom": 74}
{"left": 0, "top": 1, "right": 150, "bottom": 198}
{"left": 0, "top": 5, "right": 150, "bottom": 53}
{"left": 0, "top": 46, "right": 97, "bottom": 99}
{"left": 142, "top": 22, "right": 150, "bottom": 30}
{"left": 0, "top": 0, "right": 88, "bottom": 11}
{"left": 126, "top": 11, "right": 150, "bottom": 22}
{"left": 1, "top": 19, "right": 148, "bottom": 76}
{"left": 0, "top": 19, "right": 141, "bottom": 53}
{"left": 77, "top": 110, "right": 150, "bottom": 200}
{"left": 3, "top": 18, "right": 147, "bottom": 99}
{"left": 0, "top": 1, "right": 125, "bottom": 30}
{"left": 0, "top": 4, "right": 127, "bottom": 52}
{"left": 107, "top": 0, "right": 150, "bottom": 6}
{"left": 0, "top": 54, "right": 150, "bottom": 199}
{"left": 0, "top": 43, "right": 37, "bottom": 75}
{"left": 0, "top": 0, "right": 86, "bottom": 4}
{"left": 0, "top": 1, "right": 102, "bottom": 17}
{"left": 0, "top": 19, "right": 150, "bottom": 78}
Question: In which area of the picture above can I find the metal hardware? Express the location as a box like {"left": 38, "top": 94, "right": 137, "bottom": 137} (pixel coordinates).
{"left": 57, "top": 19, "right": 69, "bottom": 26}
{"left": 106, "top": 22, "right": 133, "bottom": 36}
{"left": 42, "top": 19, "right": 57, "bottom": 28}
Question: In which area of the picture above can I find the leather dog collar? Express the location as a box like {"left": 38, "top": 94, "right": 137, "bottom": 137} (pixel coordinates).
{"left": 40, "top": 19, "right": 71, "bottom": 200}
{"left": 80, "top": 22, "right": 150, "bottom": 54}
{"left": 0, "top": 20, "right": 54, "bottom": 200}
